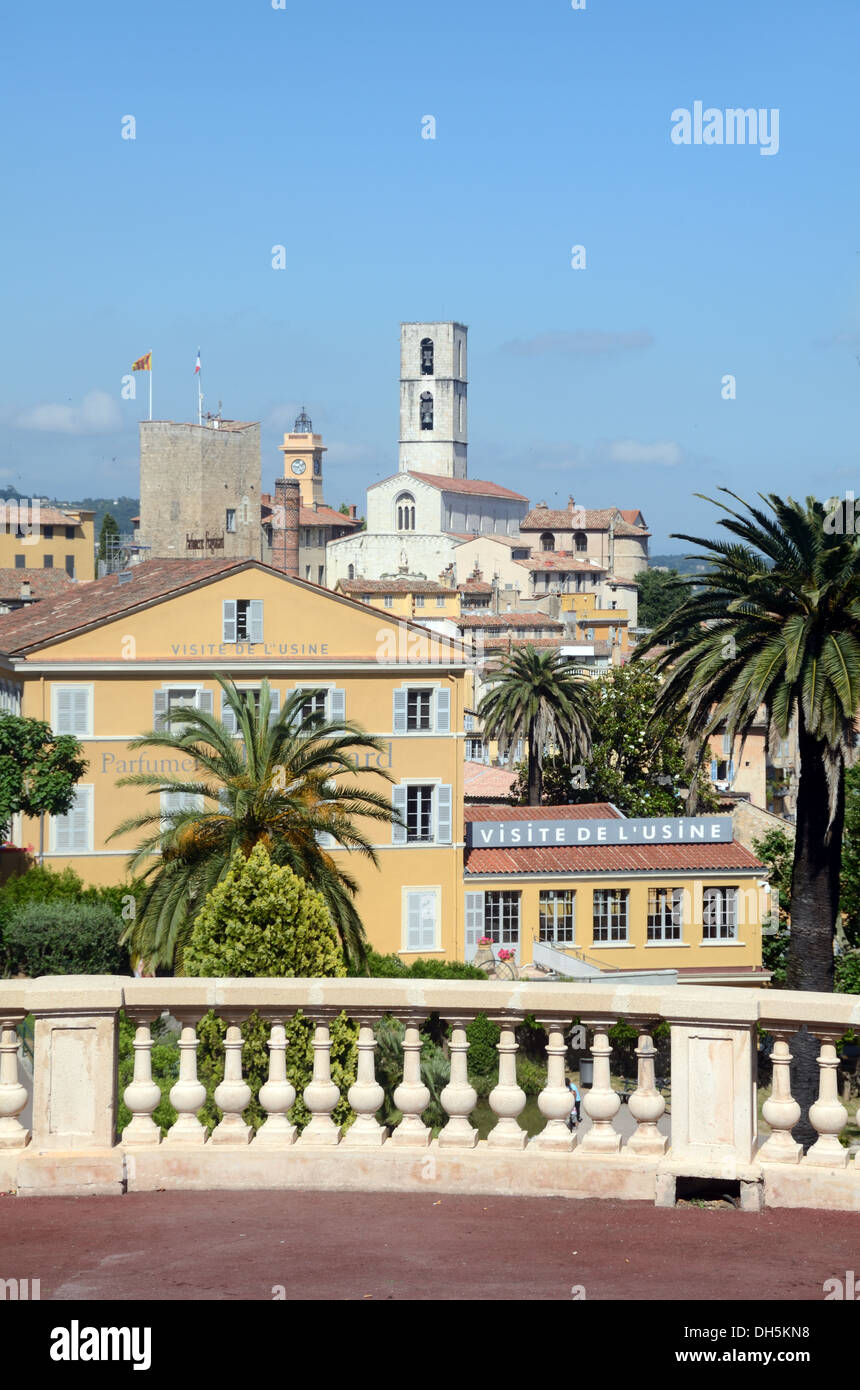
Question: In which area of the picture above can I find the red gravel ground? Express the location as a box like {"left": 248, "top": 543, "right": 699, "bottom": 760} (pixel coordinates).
{"left": 2, "top": 1191, "right": 859, "bottom": 1301}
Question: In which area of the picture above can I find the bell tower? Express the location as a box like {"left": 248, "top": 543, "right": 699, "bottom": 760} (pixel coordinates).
{"left": 398, "top": 322, "right": 467, "bottom": 478}
{"left": 278, "top": 407, "right": 325, "bottom": 506}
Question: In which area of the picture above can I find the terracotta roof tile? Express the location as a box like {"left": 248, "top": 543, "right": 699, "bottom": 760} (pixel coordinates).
{"left": 463, "top": 763, "right": 518, "bottom": 799}
{"left": 515, "top": 554, "right": 606, "bottom": 572}
{"left": 457, "top": 612, "right": 564, "bottom": 629}
{"left": 0, "top": 569, "right": 77, "bottom": 600}
{"left": 397, "top": 472, "right": 528, "bottom": 501}
{"left": 465, "top": 803, "right": 621, "bottom": 821}
{"left": 465, "top": 842, "right": 763, "bottom": 874}
{"left": 521, "top": 507, "right": 649, "bottom": 536}
{"left": 338, "top": 579, "right": 456, "bottom": 596}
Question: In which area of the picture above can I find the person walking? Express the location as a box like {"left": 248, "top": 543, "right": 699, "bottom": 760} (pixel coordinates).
{"left": 566, "top": 1076, "right": 581, "bottom": 1130}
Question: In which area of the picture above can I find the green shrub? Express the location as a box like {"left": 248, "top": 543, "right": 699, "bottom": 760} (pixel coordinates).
{"left": 117, "top": 1012, "right": 179, "bottom": 1134}
{"left": 185, "top": 844, "right": 357, "bottom": 1132}
{"left": 836, "top": 952, "right": 860, "bottom": 994}
{"left": 466, "top": 1013, "right": 500, "bottom": 1075}
{"left": 3, "top": 901, "right": 130, "bottom": 976}
{"left": 349, "top": 949, "right": 485, "bottom": 980}
{"left": 515, "top": 1057, "right": 547, "bottom": 1096}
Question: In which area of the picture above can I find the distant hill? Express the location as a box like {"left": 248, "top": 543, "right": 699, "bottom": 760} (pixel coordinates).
{"left": 649, "top": 552, "right": 711, "bottom": 575}
{"left": 0, "top": 487, "right": 139, "bottom": 537}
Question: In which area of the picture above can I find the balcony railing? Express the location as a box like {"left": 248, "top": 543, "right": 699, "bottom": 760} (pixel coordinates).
{"left": 1, "top": 976, "right": 859, "bottom": 1209}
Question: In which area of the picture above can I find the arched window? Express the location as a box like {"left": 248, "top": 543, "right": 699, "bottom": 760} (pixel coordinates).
{"left": 419, "top": 392, "right": 434, "bottom": 431}
{"left": 347, "top": 564, "right": 354, "bottom": 580}
{"left": 420, "top": 338, "right": 434, "bottom": 375}
{"left": 540, "top": 532, "right": 555, "bottom": 552}
{"left": 574, "top": 531, "right": 587, "bottom": 552}
{"left": 395, "top": 493, "right": 416, "bottom": 531}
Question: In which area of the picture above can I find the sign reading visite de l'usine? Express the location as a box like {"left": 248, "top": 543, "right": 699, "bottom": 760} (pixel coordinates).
{"left": 467, "top": 816, "right": 734, "bottom": 848}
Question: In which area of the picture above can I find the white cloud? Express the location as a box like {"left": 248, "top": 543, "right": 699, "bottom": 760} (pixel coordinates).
{"left": 501, "top": 330, "right": 654, "bottom": 357}
{"left": 14, "top": 390, "right": 123, "bottom": 436}
{"left": 605, "top": 438, "right": 683, "bottom": 468}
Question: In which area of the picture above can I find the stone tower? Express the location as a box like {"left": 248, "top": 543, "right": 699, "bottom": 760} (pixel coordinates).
{"left": 398, "top": 322, "right": 467, "bottom": 478}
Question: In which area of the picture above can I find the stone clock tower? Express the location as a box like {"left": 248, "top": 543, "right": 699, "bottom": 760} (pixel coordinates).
{"left": 278, "top": 407, "right": 326, "bottom": 506}
{"left": 399, "top": 322, "right": 468, "bottom": 478}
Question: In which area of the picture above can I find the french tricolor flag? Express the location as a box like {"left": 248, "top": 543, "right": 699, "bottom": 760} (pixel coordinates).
{"left": 194, "top": 350, "right": 201, "bottom": 374}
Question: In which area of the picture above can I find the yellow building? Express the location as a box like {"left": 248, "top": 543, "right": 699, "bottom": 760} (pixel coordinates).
{"left": 0, "top": 501, "right": 95, "bottom": 580}
{"left": 0, "top": 558, "right": 767, "bottom": 980}
{"left": 560, "top": 591, "right": 631, "bottom": 660}
{"left": 335, "top": 577, "right": 460, "bottom": 622}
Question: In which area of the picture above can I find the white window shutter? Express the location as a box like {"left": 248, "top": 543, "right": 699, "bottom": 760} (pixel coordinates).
{"left": 435, "top": 687, "right": 451, "bottom": 733}
{"left": 329, "top": 687, "right": 345, "bottom": 725}
{"left": 196, "top": 689, "right": 214, "bottom": 717}
{"left": 315, "top": 829, "right": 336, "bottom": 849}
{"left": 435, "top": 784, "right": 452, "bottom": 844}
{"left": 393, "top": 688, "right": 407, "bottom": 734}
{"left": 392, "top": 785, "right": 408, "bottom": 844}
{"left": 55, "top": 687, "right": 72, "bottom": 734}
{"left": 55, "top": 787, "right": 91, "bottom": 853}
{"left": 249, "top": 600, "right": 264, "bottom": 643}
{"left": 267, "top": 688, "right": 281, "bottom": 728}
{"left": 406, "top": 890, "right": 436, "bottom": 952}
{"left": 406, "top": 891, "right": 422, "bottom": 951}
{"left": 464, "top": 891, "right": 485, "bottom": 960}
{"left": 222, "top": 600, "right": 237, "bottom": 643}
{"left": 221, "top": 695, "right": 238, "bottom": 735}
{"left": 153, "top": 690, "right": 169, "bottom": 732}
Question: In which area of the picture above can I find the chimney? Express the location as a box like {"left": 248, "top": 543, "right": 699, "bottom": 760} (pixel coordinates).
{"left": 349, "top": 505, "right": 357, "bottom": 519}
{"left": 20, "top": 581, "right": 31, "bottom": 601}
{"left": 568, "top": 496, "right": 576, "bottom": 512}
{"left": 272, "top": 477, "right": 300, "bottom": 578}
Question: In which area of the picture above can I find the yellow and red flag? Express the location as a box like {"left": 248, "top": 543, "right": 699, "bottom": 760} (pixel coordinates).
{"left": 132, "top": 352, "right": 152, "bottom": 372}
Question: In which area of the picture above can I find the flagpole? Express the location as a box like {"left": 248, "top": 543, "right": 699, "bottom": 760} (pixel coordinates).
{"left": 197, "top": 348, "right": 202, "bottom": 425}
{"left": 149, "top": 356, "right": 153, "bottom": 421}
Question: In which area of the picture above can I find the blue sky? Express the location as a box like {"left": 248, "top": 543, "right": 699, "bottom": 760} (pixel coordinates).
{"left": 2, "top": 0, "right": 859, "bottom": 550}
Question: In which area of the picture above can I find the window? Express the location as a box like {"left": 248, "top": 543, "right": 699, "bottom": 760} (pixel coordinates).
{"left": 721, "top": 731, "right": 732, "bottom": 757}
{"left": 347, "top": 564, "right": 355, "bottom": 580}
{"left": 647, "top": 887, "right": 683, "bottom": 942}
{"left": 43, "top": 555, "right": 53, "bottom": 569}
{"left": 65, "top": 555, "right": 75, "bottom": 577}
{"left": 384, "top": 594, "right": 394, "bottom": 609}
{"left": 220, "top": 685, "right": 281, "bottom": 735}
{"left": 222, "top": 599, "right": 263, "bottom": 643}
{"left": 574, "top": 531, "right": 587, "bottom": 552}
{"left": 294, "top": 686, "right": 345, "bottom": 728}
{"left": 392, "top": 783, "right": 452, "bottom": 845}
{"left": 51, "top": 785, "right": 93, "bottom": 853}
{"left": 405, "top": 888, "right": 438, "bottom": 951}
{"left": 593, "top": 889, "right": 629, "bottom": 942}
{"left": 160, "top": 789, "right": 204, "bottom": 832}
{"left": 465, "top": 738, "right": 486, "bottom": 762}
{"left": 415, "top": 594, "right": 425, "bottom": 608}
{"left": 485, "top": 891, "right": 520, "bottom": 945}
{"left": 43, "top": 525, "right": 54, "bottom": 540}
{"left": 540, "top": 532, "right": 555, "bottom": 552}
{"left": 419, "top": 391, "right": 433, "bottom": 430}
{"left": 395, "top": 493, "right": 416, "bottom": 531}
{"left": 313, "top": 456, "right": 321, "bottom": 476}
{"left": 52, "top": 685, "right": 93, "bottom": 737}
{"left": 299, "top": 690, "right": 327, "bottom": 723}
{"left": 393, "top": 685, "right": 451, "bottom": 734}
{"left": 703, "top": 887, "right": 738, "bottom": 940}
{"left": 436, "top": 596, "right": 445, "bottom": 608}
{"left": 539, "top": 889, "right": 575, "bottom": 944}
{"left": 14, "top": 555, "right": 24, "bottom": 569}
{"left": 65, "top": 525, "right": 75, "bottom": 540}
{"left": 362, "top": 593, "right": 372, "bottom": 604}
{"left": 154, "top": 686, "right": 213, "bottom": 733}
{"left": 318, "top": 566, "right": 324, "bottom": 585}
{"left": 420, "top": 337, "right": 434, "bottom": 375}
{"left": 226, "top": 509, "right": 236, "bottom": 533}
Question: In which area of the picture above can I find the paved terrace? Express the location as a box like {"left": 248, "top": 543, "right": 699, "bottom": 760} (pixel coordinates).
{"left": 2, "top": 1190, "right": 856, "bottom": 1301}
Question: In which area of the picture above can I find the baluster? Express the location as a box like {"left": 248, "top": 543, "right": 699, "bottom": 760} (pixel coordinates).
{"left": 626, "top": 1030, "right": 668, "bottom": 1156}
{"left": 255, "top": 1020, "right": 297, "bottom": 1148}
{"left": 296, "top": 1018, "right": 341, "bottom": 1146}
{"left": 391, "top": 1017, "right": 431, "bottom": 1147}
{"left": 758, "top": 1031, "right": 801, "bottom": 1163}
{"left": 211, "top": 1015, "right": 252, "bottom": 1145}
{"left": 122, "top": 1014, "right": 162, "bottom": 1146}
{"left": 0, "top": 1018, "right": 29, "bottom": 1149}
{"left": 532, "top": 1019, "right": 575, "bottom": 1151}
{"left": 805, "top": 1030, "right": 849, "bottom": 1168}
{"left": 487, "top": 1021, "right": 526, "bottom": 1149}
{"left": 578, "top": 1021, "right": 621, "bottom": 1154}
{"left": 438, "top": 1018, "right": 478, "bottom": 1148}
{"left": 165, "top": 1013, "right": 206, "bottom": 1146}
{"left": 343, "top": 1017, "right": 386, "bottom": 1147}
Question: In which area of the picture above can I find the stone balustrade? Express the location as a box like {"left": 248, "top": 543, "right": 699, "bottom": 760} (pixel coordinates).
{"left": 1, "top": 976, "right": 860, "bottom": 1209}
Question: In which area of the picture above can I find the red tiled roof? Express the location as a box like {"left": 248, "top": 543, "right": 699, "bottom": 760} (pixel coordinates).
{"left": 515, "top": 555, "right": 606, "bottom": 573}
{"left": 403, "top": 472, "right": 528, "bottom": 501}
{"left": 0, "top": 569, "right": 77, "bottom": 600}
{"left": 457, "top": 612, "right": 564, "bottom": 629}
{"left": 454, "top": 536, "right": 531, "bottom": 550}
{"left": 465, "top": 841, "right": 763, "bottom": 874}
{"left": 260, "top": 495, "right": 361, "bottom": 529}
{"left": 338, "top": 579, "right": 456, "bottom": 596}
{"left": 466, "top": 803, "right": 621, "bottom": 821}
{"left": 521, "top": 507, "right": 649, "bottom": 537}
{"left": 458, "top": 579, "right": 493, "bottom": 593}
{"left": 463, "top": 763, "right": 518, "bottom": 799}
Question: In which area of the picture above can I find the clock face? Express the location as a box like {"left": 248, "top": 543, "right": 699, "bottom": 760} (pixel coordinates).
{"left": 291, "top": 459, "right": 307, "bottom": 475}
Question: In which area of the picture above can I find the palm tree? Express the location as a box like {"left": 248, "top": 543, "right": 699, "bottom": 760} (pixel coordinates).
{"left": 109, "top": 676, "right": 398, "bottom": 972}
{"left": 477, "top": 646, "right": 593, "bottom": 806}
{"left": 636, "top": 491, "right": 860, "bottom": 1144}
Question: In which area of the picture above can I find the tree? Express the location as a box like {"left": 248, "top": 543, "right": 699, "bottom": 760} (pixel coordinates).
{"left": 185, "top": 843, "right": 357, "bottom": 1133}
{"left": 636, "top": 568, "right": 690, "bottom": 629}
{"left": 478, "top": 647, "right": 592, "bottom": 806}
{"left": 636, "top": 491, "right": 860, "bottom": 1145}
{"left": 110, "top": 675, "right": 398, "bottom": 972}
{"left": 753, "top": 827, "right": 794, "bottom": 987}
{"left": 0, "top": 715, "right": 86, "bottom": 843}
{"left": 97, "top": 512, "right": 120, "bottom": 563}
{"left": 510, "top": 664, "right": 719, "bottom": 813}
{"left": 840, "top": 763, "right": 860, "bottom": 949}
